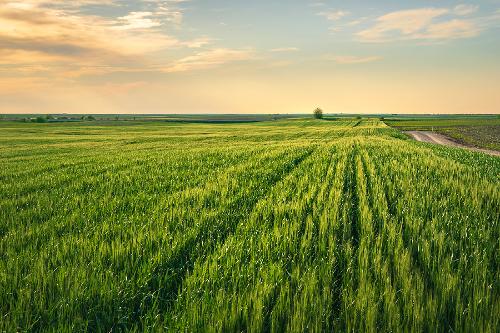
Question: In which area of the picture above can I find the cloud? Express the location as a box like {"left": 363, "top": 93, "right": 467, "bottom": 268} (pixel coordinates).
{"left": 153, "top": 2, "right": 188, "bottom": 26}
{"left": 308, "top": 2, "right": 325, "bottom": 8}
{"left": 454, "top": 4, "right": 479, "bottom": 16}
{"left": 318, "top": 10, "right": 349, "bottom": 21}
{"left": 270, "top": 47, "right": 299, "bottom": 52}
{"left": 0, "top": 0, "right": 213, "bottom": 80}
{"left": 162, "top": 48, "right": 255, "bottom": 73}
{"left": 0, "top": 1, "right": 191, "bottom": 56}
{"left": 0, "top": 9, "right": 178, "bottom": 58}
{"left": 264, "top": 60, "right": 294, "bottom": 68}
{"left": 346, "top": 18, "right": 367, "bottom": 27}
{"left": 357, "top": 7, "right": 481, "bottom": 42}
{"left": 357, "top": 8, "right": 448, "bottom": 41}
{"left": 3, "top": 0, "right": 117, "bottom": 9}
{"left": 181, "top": 37, "right": 213, "bottom": 48}
{"left": 114, "top": 12, "right": 162, "bottom": 30}
{"left": 329, "top": 27, "right": 342, "bottom": 34}
{"left": 325, "top": 55, "right": 381, "bottom": 64}
{"left": 415, "top": 19, "right": 480, "bottom": 40}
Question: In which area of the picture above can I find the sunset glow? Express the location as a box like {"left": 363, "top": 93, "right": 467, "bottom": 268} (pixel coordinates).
{"left": 1, "top": 0, "right": 499, "bottom": 114}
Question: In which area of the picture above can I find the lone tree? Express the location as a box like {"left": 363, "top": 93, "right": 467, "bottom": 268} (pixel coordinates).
{"left": 313, "top": 107, "right": 323, "bottom": 119}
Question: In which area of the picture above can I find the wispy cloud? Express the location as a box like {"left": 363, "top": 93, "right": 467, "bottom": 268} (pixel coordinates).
{"left": 318, "top": 10, "right": 349, "bottom": 21}
{"left": 454, "top": 4, "right": 479, "bottom": 16}
{"left": 114, "top": 12, "right": 162, "bottom": 30}
{"left": 357, "top": 7, "right": 481, "bottom": 42}
{"left": 346, "top": 18, "right": 368, "bottom": 27}
{"left": 308, "top": 2, "right": 325, "bottom": 8}
{"left": 415, "top": 19, "right": 480, "bottom": 40}
{"left": 325, "top": 55, "right": 381, "bottom": 64}
{"left": 270, "top": 47, "right": 299, "bottom": 52}
{"left": 152, "top": 0, "right": 190, "bottom": 26}
{"left": 162, "top": 48, "right": 256, "bottom": 73}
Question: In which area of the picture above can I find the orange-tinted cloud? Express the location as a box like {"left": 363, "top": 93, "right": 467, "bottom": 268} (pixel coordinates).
{"left": 357, "top": 7, "right": 481, "bottom": 42}
{"left": 324, "top": 55, "right": 381, "bottom": 64}
{"left": 162, "top": 48, "right": 256, "bottom": 73}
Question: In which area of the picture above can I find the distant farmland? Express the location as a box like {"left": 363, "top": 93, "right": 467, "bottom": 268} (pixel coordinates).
{"left": 385, "top": 116, "right": 500, "bottom": 151}
{"left": 1, "top": 119, "right": 498, "bottom": 332}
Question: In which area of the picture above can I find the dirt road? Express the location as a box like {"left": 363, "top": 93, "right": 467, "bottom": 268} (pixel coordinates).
{"left": 405, "top": 131, "right": 500, "bottom": 157}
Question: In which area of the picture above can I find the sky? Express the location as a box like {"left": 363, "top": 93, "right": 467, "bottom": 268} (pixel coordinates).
{"left": 0, "top": 0, "right": 499, "bottom": 114}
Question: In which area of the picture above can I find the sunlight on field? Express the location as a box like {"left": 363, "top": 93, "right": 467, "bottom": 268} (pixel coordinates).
{"left": 0, "top": 119, "right": 499, "bottom": 332}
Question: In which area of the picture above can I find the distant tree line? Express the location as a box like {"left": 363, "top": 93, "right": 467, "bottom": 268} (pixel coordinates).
{"left": 21, "top": 115, "right": 97, "bottom": 123}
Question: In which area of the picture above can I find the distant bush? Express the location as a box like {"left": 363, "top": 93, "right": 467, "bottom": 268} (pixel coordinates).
{"left": 34, "top": 116, "right": 47, "bottom": 123}
{"left": 313, "top": 108, "right": 323, "bottom": 119}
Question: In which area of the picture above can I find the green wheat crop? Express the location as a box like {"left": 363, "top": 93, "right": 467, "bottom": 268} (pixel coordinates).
{"left": 0, "top": 119, "right": 498, "bottom": 332}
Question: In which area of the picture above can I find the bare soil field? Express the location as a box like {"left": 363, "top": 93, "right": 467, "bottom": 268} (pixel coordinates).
{"left": 406, "top": 131, "right": 500, "bottom": 157}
